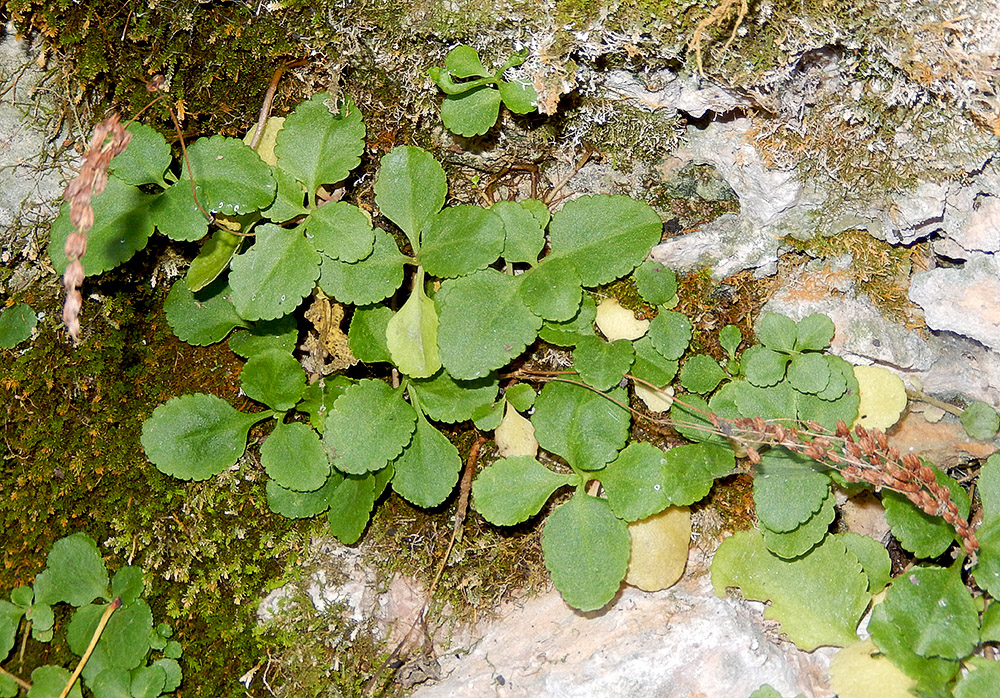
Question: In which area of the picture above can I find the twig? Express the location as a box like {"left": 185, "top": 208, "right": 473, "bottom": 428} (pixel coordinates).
{"left": 0, "top": 666, "right": 31, "bottom": 692}
{"left": 542, "top": 147, "right": 594, "bottom": 205}
{"left": 250, "top": 65, "right": 286, "bottom": 151}
{"left": 59, "top": 597, "right": 122, "bottom": 698}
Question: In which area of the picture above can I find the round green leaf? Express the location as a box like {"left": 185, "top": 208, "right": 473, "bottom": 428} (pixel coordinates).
{"left": 437, "top": 270, "right": 543, "bottom": 380}
{"left": 473, "top": 456, "right": 574, "bottom": 526}
{"left": 633, "top": 260, "right": 678, "bottom": 306}
{"left": 173, "top": 135, "right": 276, "bottom": 217}
{"left": 742, "top": 345, "right": 790, "bottom": 387}
{"left": 630, "top": 336, "right": 679, "bottom": 386}
{"left": 444, "top": 45, "right": 490, "bottom": 78}
{"left": 547, "top": 194, "right": 662, "bottom": 287}
{"left": 600, "top": 442, "right": 672, "bottom": 522}
{"left": 492, "top": 200, "right": 544, "bottom": 264}
{"left": 761, "top": 491, "right": 835, "bottom": 559}
{"left": 572, "top": 336, "right": 635, "bottom": 392}
{"left": 794, "top": 313, "right": 835, "bottom": 351}
{"left": 49, "top": 176, "right": 155, "bottom": 275}
{"left": 348, "top": 304, "right": 394, "bottom": 364}
{"left": 391, "top": 414, "right": 462, "bottom": 508}
{"left": 884, "top": 466, "right": 970, "bottom": 558}
{"left": 754, "top": 448, "right": 831, "bottom": 533}
{"left": 241, "top": 348, "right": 307, "bottom": 411}
{"left": 647, "top": 310, "right": 692, "bottom": 360}
{"left": 498, "top": 79, "right": 537, "bottom": 113}
{"left": 261, "top": 421, "right": 330, "bottom": 492}
{"left": 324, "top": 380, "right": 416, "bottom": 474}
{"left": 266, "top": 471, "right": 342, "bottom": 519}
{"left": 757, "top": 313, "right": 797, "bottom": 352}
{"left": 33, "top": 533, "right": 109, "bottom": 607}
{"left": 418, "top": 205, "right": 505, "bottom": 278}
{"left": 517, "top": 256, "right": 583, "bottom": 322}
{"left": 538, "top": 293, "right": 597, "bottom": 346}
{"left": 503, "top": 383, "right": 536, "bottom": 412}
{"left": 165, "top": 278, "right": 246, "bottom": 346}
{"left": 542, "top": 495, "right": 631, "bottom": 612}
{"left": 0, "top": 303, "right": 36, "bottom": 349}
{"left": 110, "top": 567, "right": 144, "bottom": 606}
{"left": 141, "top": 393, "right": 261, "bottom": 480}
{"left": 110, "top": 122, "right": 170, "bottom": 187}
{"left": 660, "top": 443, "right": 734, "bottom": 506}
{"left": 531, "top": 381, "right": 630, "bottom": 471}
{"left": 669, "top": 394, "right": 728, "bottom": 447}
{"left": 318, "top": 228, "right": 407, "bottom": 306}
{"left": 153, "top": 659, "right": 182, "bottom": 693}
{"left": 305, "top": 201, "right": 374, "bottom": 263}
{"left": 28, "top": 666, "right": 81, "bottom": 698}
{"left": 961, "top": 400, "right": 999, "bottom": 440}
{"left": 678, "top": 354, "right": 726, "bottom": 394}
{"left": 274, "top": 93, "right": 365, "bottom": 199}
{"left": 441, "top": 87, "right": 502, "bottom": 137}
{"left": 130, "top": 665, "right": 166, "bottom": 698}
{"left": 326, "top": 470, "right": 384, "bottom": 544}
{"left": 787, "top": 352, "right": 831, "bottom": 394}
{"left": 228, "top": 313, "right": 298, "bottom": 358}
{"left": 374, "top": 146, "right": 446, "bottom": 241}
{"left": 263, "top": 166, "right": 309, "bottom": 223}
{"left": 230, "top": 224, "right": 320, "bottom": 321}
{"left": 407, "top": 369, "right": 499, "bottom": 423}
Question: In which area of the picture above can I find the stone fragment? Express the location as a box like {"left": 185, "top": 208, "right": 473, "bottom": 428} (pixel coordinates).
{"left": 909, "top": 253, "right": 1000, "bottom": 352}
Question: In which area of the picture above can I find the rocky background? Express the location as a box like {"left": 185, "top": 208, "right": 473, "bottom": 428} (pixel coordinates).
{"left": 2, "top": 0, "right": 999, "bottom": 696}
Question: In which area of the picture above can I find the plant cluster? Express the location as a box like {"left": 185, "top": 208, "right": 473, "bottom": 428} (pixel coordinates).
{"left": 0, "top": 534, "right": 181, "bottom": 698}
{"left": 45, "top": 88, "right": 1000, "bottom": 697}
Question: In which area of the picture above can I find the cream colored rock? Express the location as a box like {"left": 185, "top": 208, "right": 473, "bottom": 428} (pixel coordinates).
{"left": 625, "top": 506, "right": 691, "bottom": 592}
{"left": 596, "top": 297, "right": 650, "bottom": 341}
{"left": 494, "top": 402, "right": 538, "bottom": 458}
{"left": 829, "top": 640, "right": 915, "bottom": 698}
{"left": 635, "top": 382, "right": 674, "bottom": 412}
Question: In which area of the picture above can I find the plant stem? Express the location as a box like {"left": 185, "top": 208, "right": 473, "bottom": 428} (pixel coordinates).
{"left": 0, "top": 666, "right": 30, "bottom": 692}
{"left": 59, "top": 597, "right": 122, "bottom": 698}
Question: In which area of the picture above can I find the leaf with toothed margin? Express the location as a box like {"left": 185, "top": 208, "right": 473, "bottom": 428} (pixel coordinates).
{"left": 229, "top": 224, "right": 320, "bottom": 321}
{"left": 164, "top": 278, "right": 247, "bottom": 346}
{"left": 318, "top": 228, "right": 407, "bottom": 306}
{"left": 391, "top": 412, "right": 462, "bottom": 508}
{"left": 374, "top": 146, "right": 446, "bottom": 242}
{"left": 305, "top": 201, "right": 374, "bottom": 263}
{"left": 418, "top": 205, "right": 505, "bottom": 278}
{"left": 531, "top": 381, "right": 630, "bottom": 472}
{"left": 323, "top": 380, "right": 416, "bottom": 474}
{"left": 473, "top": 456, "right": 575, "bottom": 526}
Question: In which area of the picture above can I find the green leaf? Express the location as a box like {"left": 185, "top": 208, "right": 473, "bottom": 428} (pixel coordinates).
{"left": 185, "top": 230, "right": 242, "bottom": 292}
{"left": 324, "top": 380, "right": 416, "bottom": 474}
{"left": 149, "top": 179, "right": 209, "bottom": 242}
{"left": 757, "top": 313, "right": 797, "bottom": 352}
{"left": 542, "top": 495, "right": 631, "bottom": 612}
{"left": 956, "top": 659, "right": 1000, "bottom": 698}
{"left": 0, "top": 601, "right": 24, "bottom": 660}
{"left": 974, "top": 518, "right": 1000, "bottom": 596}
{"left": 90, "top": 669, "right": 130, "bottom": 698}
{"left": 89, "top": 600, "right": 154, "bottom": 674}
{"left": 982, "top": 601, "right": 1000, "bottom": 643}
{"left": 761, "top": 492, "right": 834, "bottom": 559}
{"left": 348, "top": 305, "right": 393, "bottom": 363}
{"left": 647, "top": 310, "right": 692, "bottom": 360}
{"left": 418, "top": 205, "right": 505, "bottom": 277}
{"left": 165, "top": 278, "right": 246, "bottom": 346}
{"left": 318, "top": 228, "right": 407, "bottom": 306}
{"left": 386, "top": 268, "right": 441, "bottom": 378}
{"left": 407, "top": 370, "right": 498, "bottom": 423}
{"left": 538, "top": 294, "right": 597, "bottom": 346}
{"left": 266, "top": 471, "right": 342, "bottom": 518}
{"left": 660, "top": 443, "right": 734, "bottom": 506}
{"left": 28, "top": 666, "right": 81, "bottom": 698}
{"left": 633, "top": 260, "right": 678, "bottom": 306}
{"left": 873, "top": 566, "right": 978, "bottom": 660}
{"left": 473, "top": 456, "right": 574, "bottom": 526}
{"left": 261, "top": 421, "right": 330, "bottom": 492}
{"left": 326, "top": 471, "right": 383, "bottom": 544}
{"left": 10, "top": 587, "right": 32, "bottom": 609}
{"left": 391, "top": 413, "right": 461, "bottom": 508}
{"left": 547, "top": 194, "right": 662, "bottom": 286}
{"left": 130, "top": 665, "right": 166, "bottom": 698}
{"left": 441, "top": 87, "right": 502, "bottom": 137}
{"left": 517, "top": 256, "right": 582, "bottom": 322}
{"left": 754, "top": 448, "right": 831, "bottom": 533}
{"left": 305, "top": 201, "right": 374, "bottom": 263}
{"left": 274, "top": 93, "right": 365, "bottom": 200}
{"left": 0, "top": 672, "right": 17, "bottom": 698}
{"left": 33, "top": 533, "right": 109, "bottom": 606}
{"left": 263, "top": 166, "right": 309, "bottom": 223}
{"left": 841, "top": 532, "right": 892, "bottom": 594}
{"left": 111, "top": 567, "right": 144, "bottom": 606}
{"left": 572, "top": 336, "right": 634, "bottom": 391}
{"left": 492, "top": 200, "right": 544, "bottom": 264}
{"left": 711, "top": 531, "right": 870, "bottom": 650}
{"left": 229, "top": 224, "right": 320, "bottom": 321}
{"left": 884, "top": 466, "right": 970, "bottom": 558}
{"left": 600, "top": 442, "right": 671, "bottom": 522}
{"left": 228, "top": 313, "right": 298, "bottom": 358}
{"left": 719, "top": 324, "right": 742, "bottom": 359}
{"left": 733, "top": 379, "right": 796, "bottom": 421}
{"left": 786, "top": 353, "right": 831, "bottom": 394}
{"left": 979, "top": 453, "right": 1000, "bottom": 521}
{"left": 961, "top": 400, "right": 999, "bottom": 440}
{"left": 471, "top": 400, "right": 503, "bottom": 431}
{"left": 868, "top": 601, "right": 958, "bottom": 689}
{"left": 629, "top": 336, "right": 679, "bottom": 386}
{"left": 298, "top": 376, "right": 353, "bottom": 433}
{"left": 141, "top": 393, "right": 262, "bottom": 480}
{"left": 153, "top": 659, "right": 181, "bottom": 693}
{"left": 679, "top": 354, "right": 726, "bottom": 394}
{"left": 668, "top": 395, "right": 728, "bottom": 447}
{"left": 436, "top": 269, "right": 543, "bottom": 380}
{"left": 794, "top": 379, "right": 859, "bottom": 431}
{"left": 497, "top": 79, "right": 537, "bottom": 113}
{"left": 520, "top": 198, "right": 550, "bottom": 229}
{"left": 110, "top": 122, "right": 170, "bottom": 187}
{"left": 742, "top": 345, "right": 790, "bottom": 387}
{"left": 815, "top": 355, "right": 851, "bottom": 401}
{"left": 0, "top": 303, "right": 36, "bottom": 349}
{"left": 27, "top": 603, "right": 53, "bottom": 636}
{"left": 49, "top": 176, "right": 155, "bottom": 275}
{"left": 794, "top": 313, "right": 835, "bottom": 351}
{"left": 444, "top": 45, "right": 490, "bottom": 78}
{"left": 240, "top": 348, "right": 307, "bottom": 411}
{"left": 531, "top": 381, "right": 630, "bottom": 471}
{"left": 504, "top": 383, "right": 536, "bottom": 412}
{"left": 374, "top": 146, "right": 446, "bottom": 242}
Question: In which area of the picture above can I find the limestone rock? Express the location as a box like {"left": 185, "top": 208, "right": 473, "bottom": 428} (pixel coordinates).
{"left": 909, "top": 253, "right": 1000, "bottom": 353}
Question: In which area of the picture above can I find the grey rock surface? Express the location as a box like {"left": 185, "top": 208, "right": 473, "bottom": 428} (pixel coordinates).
{"left": 909, "top": 253, "right": 1000, "bottom": 353}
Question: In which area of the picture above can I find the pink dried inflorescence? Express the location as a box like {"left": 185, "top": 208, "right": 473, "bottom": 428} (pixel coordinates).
{"left": 61, "top": 114, "right": 132, "bottom": 343}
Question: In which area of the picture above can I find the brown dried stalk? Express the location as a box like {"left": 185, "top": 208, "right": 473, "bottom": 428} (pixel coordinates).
{"left": 61, "top": 114, "right": 132, "bottom": 342}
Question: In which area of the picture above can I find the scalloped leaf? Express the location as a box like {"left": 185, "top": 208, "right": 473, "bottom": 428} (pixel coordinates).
{"left": 538, "top": 293, "right": 597, "bottom": 346}
{"left": 407, "top": 369, "right": 498, "bottom": 423}
{"left": 261, "top": 420, "right": 330, "bottom": 492}
{"left": 274, "top": 93, "right": 365, "bottom": 199}
{"left": 348, "top": 304, "right": 393, "bottom": 364}
{"left": 542, "top": 495, "right": 631, "bottom": 612}
{"left": 441, "top": 87, "right": 502, "bottom": 137}
{"left": 884, "top": 466, "right": 970, "bottom": 558}
{"left": 572, "top": 336, "right": 634, "bottom": 391}
{"left": 228, "top": 314, "right": 298, "bottom": 358}
{"left": 164, "top": 278, "right": 246, "bottom": 346}
{"left": 492, "top": 200, "right": 545, "bottom": 264}
{"left": 229, "top": 224, "right": 320, "bottom": 321}
{"left": 445, "top": 45, "right": 490, "bottom": 78}
{"left": 262, "top": 166, "right": 309, "bottom": 223}
{"left": 266, "top": 471, "right": 342, "bottom": 519}
{"left": 517, "top": 256, "right": 582, "bottom": 322}
{"left": 794, "top": 313, "right": 836, "bottom": 351}
{"left": 754, "top": 448, "right": 831, "bottom": 533}
{"left": 418, "top": 205, "right": 505, "bottom": 277}
{"left": 298, "top": 376, "right": 353, "bottom": 433}
{"left": 0, "top": 303, "right": 36, "bottom": 349}
{"left": 600, "top": 441, "right": 672, "bottom": 522}
{"left": 305, "top": 201, "right": 374, "bottom": 263}
{"left": 961, "top": 400, "right": 999, "bottom": 440}
{"left": 757, "top": 313, "right": 797, "bottom": 352}
{"left": 660, "top": 443, "right": 734, "bottom": 506}
{"left": 318, "top": 228, "right": 407, "bottom": 306}
{"left": 762, "top": 492, "right": 835, "bottom": 559}
{"left": 547, "top": 194, "right": 662, "bottom": 287}
{"left": 743, "top": 345, "right": 790, "bottom": 387}
{"left": 633, "top": 260, "right": 678, "bottom": 306}
{"left": 28, "top": 666, "right": 81, "bottom": 698}
{"left": 630, "top": 336, "right": 678, "bottom": 386}
{"left": 141, "top": 394, "right": 263, "bottom": 480}
{"left": 787, "top": 353, "right": 831, "bottom": 394}
{"left": 867, "top": 601, "right": 958, "bottom": 688}
{"left": 531, "top": 381, "right": 630, "bottom": 471}
{"left": 374, "top": 146, "right": 446, "bottom": 242}
{"left": 386, "top": 268, "right": 440, "bottom": 378}
{"left": 596, "top": 297, "right": 649, "bottom": 342}
{"left": 647, "top": 310, "right": 692, "bottom": 360}
{"left": 110, "top": 122, "right": 170, "bottom": 187}
{"left": 473, "top": 456, "right": 574, "bottom": 526}
{"left": 829, "top": 640, "right": 916, "bottom": 698}
{"left": 49, "top": 176, "right": 155, "bottom": 275}
{"left": 436, "top": 269, "right": 543, "bottom": 379}
{"left": 324, "top": 380, "right": 416, "bottom": 474}
{"left": 326, "top": 470, "right": 386, "bottom": 545}
{"left": 678, "top": 354, "right": 725, "bottom": 394}
{"left": 391, "top": 413, "right": 461, "bottom": 508}
{"left": 185, "top": 230, "right": 242, "bottom": 292}
{"left": 33, "top": 533, "right": 109, "bottom": 607}
{"left": 240, "top": 348, "right": 307, "bottom": 411}
{"left": 494, "top": 402, "right": 538, "bottom": 458}
{"left": 668, "top": 394, "right": 728, "bottom": 447}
